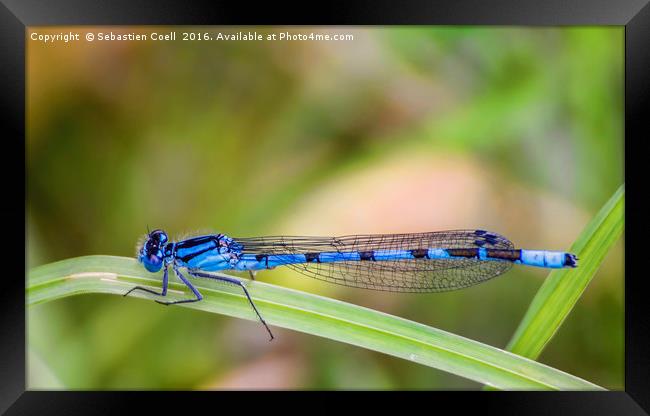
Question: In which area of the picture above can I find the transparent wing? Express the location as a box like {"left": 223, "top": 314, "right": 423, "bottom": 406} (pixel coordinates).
{"left": 233, "top": 230, "right": 514, "bottom": 293}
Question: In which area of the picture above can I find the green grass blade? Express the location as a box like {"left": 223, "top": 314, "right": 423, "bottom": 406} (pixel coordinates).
{"left": 505, "top": 184, "right": 624, "bottom": 359}
{"left": 28, "top": 255, "right": 602, "bottom": 390}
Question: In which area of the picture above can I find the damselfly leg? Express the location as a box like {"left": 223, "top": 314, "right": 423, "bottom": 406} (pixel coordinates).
{"left": 188, "top": 270, "right": 274, "bottom": 341}
{"left": 123, "top": 264, "right": 201, "bottom": 305}
{"left": 123, "top": 264, "right": 169, "bottom": 298}
{"left": 153, "top": 265, "right": 203, "bottom": 306}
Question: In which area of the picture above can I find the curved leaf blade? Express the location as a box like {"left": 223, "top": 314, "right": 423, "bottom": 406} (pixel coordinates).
{"left": 28, "top": 255, "right": 602, "bottom": 390}
{"left": 506, "top": 185, "right": 624, "bottom": 359}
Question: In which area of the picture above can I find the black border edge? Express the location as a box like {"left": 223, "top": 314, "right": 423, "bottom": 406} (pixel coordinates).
{"left": 0, "top": 1, "right": 25, "bottom": 415}
{"left": 4, "top": 392, "right": 650, "bottom": 414}
{"left": 2, "top": 0, "right": 650, "bottom": 25}
{"left": 3, "top": 0, "right": 649, "bottom": 414}
{"left": 626, "top": 0, "right": 650, "bottom": 413}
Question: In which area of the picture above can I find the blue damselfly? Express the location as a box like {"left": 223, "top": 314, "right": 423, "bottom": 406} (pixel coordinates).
{"left": 126, "top": 229, "right": 577, "bottom": 340}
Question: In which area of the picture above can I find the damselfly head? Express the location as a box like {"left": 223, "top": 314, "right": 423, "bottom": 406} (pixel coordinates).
{"left": 137, "top": 229, "right": 168, "bottom": 273}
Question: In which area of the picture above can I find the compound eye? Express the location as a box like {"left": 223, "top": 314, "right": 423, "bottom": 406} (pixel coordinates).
{"left": 141, "top": 249, "right": 164, "bottom": 273}
{"left": 150, "top": 229, "right": 168, "bottom": 244}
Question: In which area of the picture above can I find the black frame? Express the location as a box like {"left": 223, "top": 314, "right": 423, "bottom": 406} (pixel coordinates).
{"left": 4, "top": 0, "right": 648, "bottom": 413}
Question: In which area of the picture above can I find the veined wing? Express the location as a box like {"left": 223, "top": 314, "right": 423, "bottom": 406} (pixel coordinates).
{"left": 232, "top": 230, "right": 514, "bottom": 293}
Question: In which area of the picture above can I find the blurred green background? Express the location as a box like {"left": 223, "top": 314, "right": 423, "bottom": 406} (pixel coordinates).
{"left": 27, "top": 26, "right": 624, "bottom": 389}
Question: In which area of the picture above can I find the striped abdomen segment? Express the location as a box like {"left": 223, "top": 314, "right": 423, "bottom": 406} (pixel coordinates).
{"left": 447, "top": 248, "right": 577, "bottom": 268}
{"left": 234, "top": 247, "right": 577, "bottom": 271}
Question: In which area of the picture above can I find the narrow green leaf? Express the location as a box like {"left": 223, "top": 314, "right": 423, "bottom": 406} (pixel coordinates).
{"left": 506, "top": 184, "right": 624, "bottom": 359}
{"left": 28, "top": 255, "right": 602, "bottom": 390}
